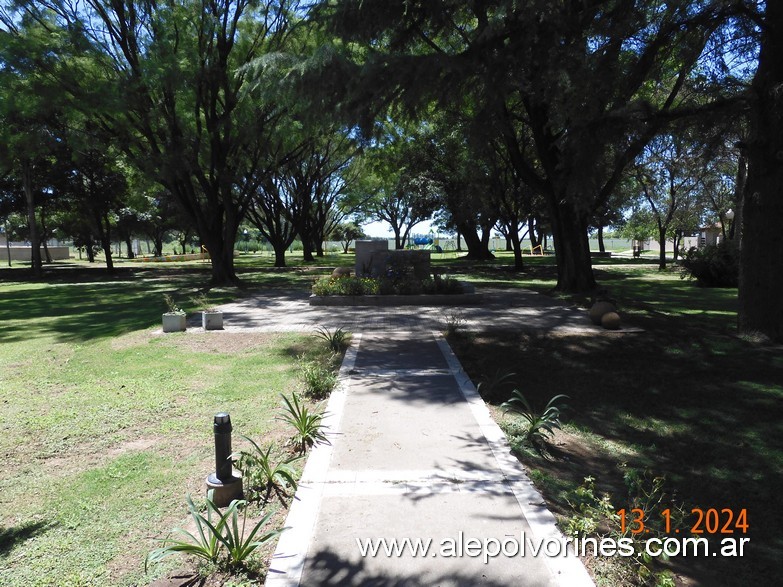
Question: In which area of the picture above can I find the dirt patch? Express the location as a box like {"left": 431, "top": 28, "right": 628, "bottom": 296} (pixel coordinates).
{"left": 111, "top": 330, "right": 156, "bottom": 350}
{"left": 163, "top": 332, "right": 285, "bottom": 355}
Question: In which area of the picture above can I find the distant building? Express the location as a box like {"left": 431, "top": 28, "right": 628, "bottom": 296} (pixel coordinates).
{"left": 698, "top": 223, "right": 725, "bottom": 247}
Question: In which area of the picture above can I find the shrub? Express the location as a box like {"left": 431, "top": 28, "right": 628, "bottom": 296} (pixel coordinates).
{"left": 312, "top": 276, "right": 380, "bottom": 296}
{"left": 314, "top": 325, "right": 351, "bottom": 352}
{"left": 679, "top": 243, "right": 738, "bottom": 287}
{"left": 500, "top": 392, "right": 569, "bottom": 447}
{"left": 233, "top": 438, "right": 300, "bottom": 500}
{"left": 277, "top": 393, "right": 329, "bottom": 453}
{"left": 145, "top": 490, "right": 284, "bottom": 572}
{"left": 300, "top": 360, "right": 338, "bottom": 399}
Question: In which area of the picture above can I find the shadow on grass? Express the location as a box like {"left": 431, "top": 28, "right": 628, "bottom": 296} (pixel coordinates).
{"left": 0, "top": 521, "right": 53, "bottom": 557}
{"left": 449, "top": 329, "right": 783, "bottom": 586}
{"left": 0, "top": 268, "right": 207, "bottom": 343}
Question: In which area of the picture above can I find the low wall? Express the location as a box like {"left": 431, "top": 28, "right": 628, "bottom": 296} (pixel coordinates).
{"left": 136, "top": 253, "right": 210, "bottom": 262}
{"left": 1, "top": 246, "right": 71, "bottom": 262}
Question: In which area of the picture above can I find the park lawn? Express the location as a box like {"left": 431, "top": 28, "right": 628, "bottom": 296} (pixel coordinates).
{"left": 0, "top": 273, "right": 332, "bottom": 586}
{"left": 447, "top": 265, "right": 782, "bottom": 586}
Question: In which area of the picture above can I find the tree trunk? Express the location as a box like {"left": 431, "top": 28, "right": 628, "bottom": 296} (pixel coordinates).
{"left": 658, "top": 224, "right": 667, "bottom": 270}
{"left": 202, "top": 232, "right": 239, "bottom": 284}
{"left": 393, "top": 227, "right": 403, "bottom": 250}
{"left": 21, "top": 160, "right": 42, "bottom": 277}
{"left": 528, "top": 217, "right": 541, "bottom": 249}
{"left": 549, "top": 201, "right": 596, "bottom": 292}
{"left": 455, "top": 231, "right": 462, "bottom": 251}
{"left": 505, "top": 234, "right": 512, "bottom": 251}
{"left": 302, "top": 239, "right": 315, "bottom": 262}
{"left": 733, "top": 153, "right": 747, "bottom": 245}
{"left": 99, "top": 213, "right": 114, "bottom": 272}
{"left": 125, "top": 237, "right": 135, "bottom": 259}
{"left": 597, "top": 225, "right": 606, "bottom": 253}
{"left": 739, "top": 4, "right": 783, "bottom": 341}
{"left": 510, "top": 229, "right": 524, "bottom": 270}
{"left": 272, "top": 242, "right": 287, "bottom": 267}
{"left": 153, "top": 237, "right": 163, "bottom": 257}
{"left": 459, "top": 223, "right": 495, "bottom": 260}
{"left": 4, "top": 221, "right": 11, "bottom": 267}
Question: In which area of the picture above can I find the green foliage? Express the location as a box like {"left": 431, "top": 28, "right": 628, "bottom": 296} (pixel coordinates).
{"left": 190, "top": 292, "right": 216, "bottom": 312}
{"left": 312, "top": 276, "right": 380, "bottom": 296}
{"left": 431, "top": 273, "right": 464, "bottom": 294}
{"left": 476, "top": 368, "right": 517, "bottom": 403}
{"left": 163, "top": 293, "right": 185, "bottom": 314}
{"left": 300, "top": 359, "right": 338, "bottom": 399}
{"left": 442, "top": 308, "right": 465, "bottom": 335}
{"left": 220, "top": 501, "right": 285, "bottom": 568}
{"left": 145, "top": 490, "right": 284, "bottom": 572}
{"left": 679, "top": 243, "right": 739, "bottom": 287}
{"left": 564, "top": 476, "right": 617, "bottom": 537}
{"left": 314, "top": 325, "right": 351, "bottom": 353}
{"left": 501, "top": 392, "right": 569, "bottom": 447}
{"left": 145, "top": 492, "right": 226, "bottom": 571}
{"left": 277, "top": 393, "right": 328, "bottom": 454}
{"left": 234, "top": 437, "right": 300, "bottom": 501}
{"left": 563, "top": 471, "right": 684, "bottom": 587}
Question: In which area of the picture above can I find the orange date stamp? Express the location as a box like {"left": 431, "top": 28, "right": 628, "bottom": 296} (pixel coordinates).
{"left": 618, "top": 508, "right": 748, "bottom": 535}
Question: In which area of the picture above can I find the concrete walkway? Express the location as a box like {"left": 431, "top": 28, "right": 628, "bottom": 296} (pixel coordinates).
{"left": 217, "top": 287, "right": 616, "bottom": 335}
{"left": 265, "top": 331, "right": 594, "bottom": 587}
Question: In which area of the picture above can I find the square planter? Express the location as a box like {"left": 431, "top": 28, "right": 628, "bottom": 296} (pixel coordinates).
{"left": 202, "top": 311, "right": 223, "bottom": 330}
{"left": 162, "top": 313, "right": 186, "bottom": 332}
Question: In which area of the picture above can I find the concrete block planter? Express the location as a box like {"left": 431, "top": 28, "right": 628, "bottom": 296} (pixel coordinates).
{"left": 162, "top": 313, "right": 187, "bottom": 332}
{"left": 202, "top": 311, "right": 224, "bottom": 330}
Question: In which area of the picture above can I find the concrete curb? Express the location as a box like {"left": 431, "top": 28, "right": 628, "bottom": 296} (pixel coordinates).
{"left": 434, "top": 333, "right": 595, "bottom": 587}
{"left": 265, "top": 334, "right": 362, "bottom": 587}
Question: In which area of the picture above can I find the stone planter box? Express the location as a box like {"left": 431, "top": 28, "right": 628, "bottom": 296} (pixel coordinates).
{"left": 162, "top": 313, "right": 187, "bottom": 332}
{"left": 202, "top": 311, "right": 224, "bottom": 330}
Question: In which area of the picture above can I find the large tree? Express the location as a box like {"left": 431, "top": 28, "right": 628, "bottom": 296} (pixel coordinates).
{"left": 739, "top": 2, "right": 783, "bottom": 341}
{"left": 308, "top": 0, "right": 745, "bottom": 292}
{"left": 5, "top": 0, "right": 302, "bottom": 284}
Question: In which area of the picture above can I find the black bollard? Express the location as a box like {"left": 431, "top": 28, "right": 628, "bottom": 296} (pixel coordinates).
{"left": 206, "top": 412, "right": 243, "bottom": 506}
{"left": 213, "top": 412, "right": 233, "bottom": 482}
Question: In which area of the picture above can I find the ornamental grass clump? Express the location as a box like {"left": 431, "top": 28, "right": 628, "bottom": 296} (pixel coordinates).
{"left": 501, "top": 391, "right": 569, "bottom": 447}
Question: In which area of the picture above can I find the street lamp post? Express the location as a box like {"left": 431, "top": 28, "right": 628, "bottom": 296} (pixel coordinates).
{"left": 243, "top": 229, "right": 249, "bottom": 253}
{"left": 725, "top": 208, "right": 735, "bottom": 243}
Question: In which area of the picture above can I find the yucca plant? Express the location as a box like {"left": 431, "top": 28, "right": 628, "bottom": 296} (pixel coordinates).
{"left": 222, "top": 500, "right": 287, "bottom": 567}
{"left": 314, "top": 325, "right": 351, "bottom": 353}
{"left": 476, "top": 369, "right": 517, "bottom": 402}
{"left": 277, "top": 393, "right": 329, "bottom": 453}
{"left": 234, "top": 436, "right": 301, "bottom": 500}
{"left": 145, "top": 490, "right": 228, "bottom": 572}
{"left": 501, "top": 391, "right": 569, "bottom": 446}
{"left": 145, "top": 490, "right": 287, "bottom": 572}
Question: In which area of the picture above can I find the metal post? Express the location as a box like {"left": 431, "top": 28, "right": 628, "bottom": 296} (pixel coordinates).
{"left": 207, "top": 412, "right": 243, "bottom": 506}
{"left": 213, "top": 412, "right": 233, "bottom": 482}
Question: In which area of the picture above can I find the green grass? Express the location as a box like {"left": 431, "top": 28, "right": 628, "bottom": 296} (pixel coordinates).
{"left": 0, "top": 269, "right": 339, "bottom": 586}
{"left": 448, "top": 266, "right": 782, "bottom": 586}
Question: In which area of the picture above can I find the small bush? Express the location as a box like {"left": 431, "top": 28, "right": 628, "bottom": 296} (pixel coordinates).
{"left": 300, "top": 360, "right": 338, "bottom": 399}
{"left": 501, "top": 392, "right": 569, "bottom": 447}
{"left": 233, "top": 437, "right": 300, "bottom": 501}
{"left": 277, "top": 393, "right": 329, "bottom": 454}
{"left": 145, "top": 490, "right": 284, "bottom": 572}
{"left": 315, "top": 325, "right": 351, "bottom": 352}
{"left": 679, "top": 243, "right": 738, "bottom": 287}
{"left": 312, "top": 276, "right": 380, "bottom": 296}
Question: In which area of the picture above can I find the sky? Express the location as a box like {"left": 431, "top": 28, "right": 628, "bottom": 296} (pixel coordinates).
{"left": 361, "top": 219, "right": 440, "bottom": 239}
